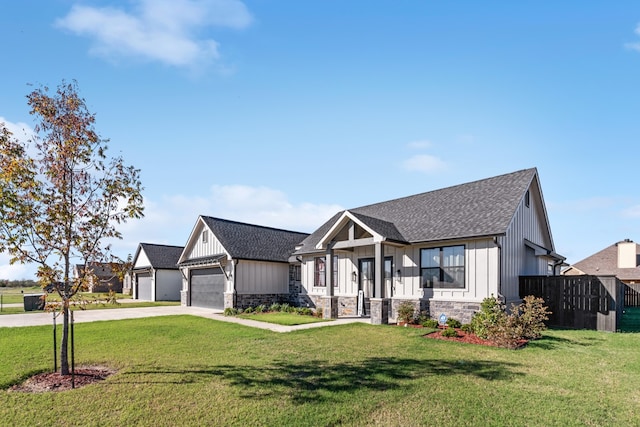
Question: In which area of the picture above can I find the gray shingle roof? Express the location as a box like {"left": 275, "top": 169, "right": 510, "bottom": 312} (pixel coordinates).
{"left": 138, "top": 243, "right": 184, "bottom": 270}
{"left": 295, "top": 168, "right": 537, "bottom": 254}
{"left": 570, "top": 242, "right": 640, "bottom": 281}
{"left": 201, "top": 217, "right": 310, "bottom": 263}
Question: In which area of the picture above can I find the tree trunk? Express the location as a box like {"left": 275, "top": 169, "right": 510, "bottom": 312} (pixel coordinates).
{"left": 60, "top": 303, "right": 70, "bottom": 375}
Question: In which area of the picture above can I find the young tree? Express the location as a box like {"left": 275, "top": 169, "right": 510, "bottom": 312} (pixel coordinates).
{"left": 0, "top": 81, "right": 144, "bottom": 375}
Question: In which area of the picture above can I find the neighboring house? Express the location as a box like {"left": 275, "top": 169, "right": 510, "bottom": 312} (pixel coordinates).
{"left": 73, "top": 263, "right": 124, "bottom": 293}
{"left": 131, "top": 243, "right": 184, "bottom": 301}
{"left": 178, "top": 216, "right": 309, "bottom": 310}
{"left": 292, "top": 168, "right": 565, "bottom": 324}
{"left": 562, "top": 239, "right": 640, "bottom": 284}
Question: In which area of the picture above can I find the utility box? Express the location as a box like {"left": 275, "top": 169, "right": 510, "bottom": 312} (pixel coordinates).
{"left": 23, "top": 294, "right": 45, "bottom": 311}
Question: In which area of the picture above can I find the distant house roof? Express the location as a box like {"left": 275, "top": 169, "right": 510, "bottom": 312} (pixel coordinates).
{"left": 200, "top": 216, "right": 310, "bottom": 263}
{"left": 295, "top": 168, "right": 539, "bottom": 254}
{"left": 136, "top": 243, "right": 184, "bottom": 270}
{"left": 567, "top": 241, "right": 640, "bottom": 281}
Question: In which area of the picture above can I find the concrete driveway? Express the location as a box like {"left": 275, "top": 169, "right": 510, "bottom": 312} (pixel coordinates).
{"left": 0, "top": 305, "right": 370, "bottom": 332}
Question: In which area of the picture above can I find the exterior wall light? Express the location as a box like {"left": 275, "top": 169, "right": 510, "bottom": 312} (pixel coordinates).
{"left": 396, "top": 269, "right": 402, "bottom": 282}
{"left": 352, "top": 271, "right": 357, "bottom": 282}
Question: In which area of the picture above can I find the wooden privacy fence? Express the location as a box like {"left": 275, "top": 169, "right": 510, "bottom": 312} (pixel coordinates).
{"left": 519, "top": 275, "right": 624, "bottom": 332}
{"left": 625, "top": 283, "right": 640, "bottom": 307}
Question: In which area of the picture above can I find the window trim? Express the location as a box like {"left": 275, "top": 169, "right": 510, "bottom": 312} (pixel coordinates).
{"left": 420, "top": 245, "right": 466, "bottom": 289}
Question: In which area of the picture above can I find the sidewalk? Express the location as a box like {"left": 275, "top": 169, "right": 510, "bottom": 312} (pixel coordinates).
{"left": 0, "top": 304, "right": 370, "bottom": 332}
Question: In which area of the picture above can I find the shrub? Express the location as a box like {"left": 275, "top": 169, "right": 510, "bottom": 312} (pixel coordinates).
{"left": 446, "top": 318, "right": 462, "bottom": 328}
{"left": 470, "top": 295, "right": 507, "bottom": 339}
{"left": 422, "top": 319, "right": 439, "bottom": 329}
{"left": 254, "top": 304, "right": 266, "bottom": 313}
{"left": 243, "top": 306, "right": 254, "bottom": 314}
{"left": 460, "top": 323, "right": 474, "bottom": 333}
{"left": 315, "top": 307, "right": 323, "bottom": 318}
{"left": 223, "top": 307, "right": 238, "bottom": 316}
{"left": 298, "top": 307, "right": 313, "bottom": 316}
{"left": 396, "top": 301, "right": 416, "bottom": 324}
{"left": 514, "top": 295, "right": 552, "bottom": 339}
{"left": 269, "top": 303, "right": 281, "bottom": 312}
{"left": 441, "top": 327, "right": 459, "bottom": 338}
{"left": 469, "top": 295, "right": 551, "bottom": 348}
{"left": 280, "top": 303, "right": 292, "bottom": 313}
{"left": 417, "top": 310, "right": 430, "bottom": 324}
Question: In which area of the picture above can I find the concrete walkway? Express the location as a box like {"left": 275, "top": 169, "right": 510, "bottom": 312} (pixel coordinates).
{"left": 0, "top": 305, "right": 370, "bottom": 332}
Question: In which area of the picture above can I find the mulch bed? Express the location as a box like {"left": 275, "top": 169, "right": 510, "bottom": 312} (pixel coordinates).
{"left": 9, "top": 366, "right": 116, "bottom": 393}
{"left": 407, "top": 325, "right": 529, "bottom": 349}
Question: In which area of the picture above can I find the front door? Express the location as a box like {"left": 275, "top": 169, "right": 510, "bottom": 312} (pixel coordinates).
{"left": 359, "top": 258, "right": 374, "bottom": 316}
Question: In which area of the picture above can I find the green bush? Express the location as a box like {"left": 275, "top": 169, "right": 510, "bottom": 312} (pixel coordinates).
{"left": 446, "top": 318, "right": 462, "bottom": 328}
{"left": 269, "top": 302, "right": 281, "bottom": 312}
{"left": 470, "top": 295, "right": 507, "bottom": 339}
{"left": 417, "top": 310, "right": 430, "bottom": 324}
{"left": 315, "top": 307, "right": 323, "bottom": 318}
{"left": 441, "top": 327, "right": 459, "bottom": 338}
{"left": 422, "top": 319, "right": 439, "bottom": 329}
{"left": 514, "top": 295, "right": 552, "bottom": 339}
{"left": 280, "top": 303, "right": 292, "bottom": 313}
{"left": 243, "top": 306, "right": 254, "bottom": 314}
{"left": 297, "top": 307, "right": 313, "bottom": 316}
{"left": 460, "top": 323, "right": 474, "bottom": 333}
{"left": 255, "top": 304, "right": 266, "bottom": 313}
{"left": 396, "top": 301, "right": 416, "bottom": 324}
{"left": 223, "top": 307, "right": 238, "bottom": 316}
{"left": 469, "top": 295, "right": 551, "bottom": 348}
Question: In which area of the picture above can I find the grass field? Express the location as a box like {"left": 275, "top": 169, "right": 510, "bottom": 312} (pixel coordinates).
{"left": 236, "top": 311, "right": 331, "bottom": 326}
{"left": 1, "top": 316, "right": 639, "bottom": 426}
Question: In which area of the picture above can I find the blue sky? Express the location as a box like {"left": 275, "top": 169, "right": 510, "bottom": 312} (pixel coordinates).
{"left": 2, "top": 0, "right": 640, "bottom": 280}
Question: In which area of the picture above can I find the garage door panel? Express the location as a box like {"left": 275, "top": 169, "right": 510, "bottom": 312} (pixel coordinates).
{"left": 190, "top": 268, "right": 225, "bottom": 309}
{"left": 137, "top": 272, "right": 152, "bottom": 301}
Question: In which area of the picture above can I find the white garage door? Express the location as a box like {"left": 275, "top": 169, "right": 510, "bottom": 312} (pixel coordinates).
{"left": 137, "top": 272, "right": 153, "bottom": 301}
{"left": 190, "top": 268, "right": 225, "bottom": 309}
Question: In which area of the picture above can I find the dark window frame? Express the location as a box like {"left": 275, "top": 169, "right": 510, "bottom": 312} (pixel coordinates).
{"left": 420, "top": 245, "right": 465, "bottom": 289}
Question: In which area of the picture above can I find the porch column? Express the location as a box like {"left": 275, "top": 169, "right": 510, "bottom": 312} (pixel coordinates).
{"left": 371, "top": 242, "right": 389, "bottom": 324}
{"left": 323, "top": 247, "right": 338, "bottom": 319}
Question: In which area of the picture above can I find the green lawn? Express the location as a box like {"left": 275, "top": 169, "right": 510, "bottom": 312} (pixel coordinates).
{"left": 236, "top": 311, "right": 331, "bottom": 325}
{"left": 0, "top": 301, "right": 179, "bottom": 315}
{"left": 0, "top": 287, "right": 133, "bottom": 306}
{"left": 1, "top": 317, "right": 639, "bottom": 426}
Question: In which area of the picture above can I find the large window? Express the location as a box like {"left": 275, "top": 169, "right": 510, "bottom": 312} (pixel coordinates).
{"left": 315, "top": 256, "right": 338, "bottom": 287}
{"left": 420, "top": 245, "right": 465, "bottom": 288}
{"left": 314, "top": 257, "right": 326, "bottom": 287}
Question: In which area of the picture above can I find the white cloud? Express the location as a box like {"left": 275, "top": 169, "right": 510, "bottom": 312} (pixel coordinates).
{"left": 402, "top": 154, "right": 447, "bottom": 174}
{"left": 0, "top": 117, "right": 34, "bottom": 142}
{"left": 407, "top": 140, "right": 432, "bottom": 150}
{"left": 621, "top": 205, "right": 640, "bottom": 218}
{"left": 625, "top": 23, "right": 640, "bottom": 52}
{"left": 55, "top": 0, "right": 253, "bottom": 67}
{"left": 114, "top": 184, "right": 342, "bottom": 254}
{"left": 0, "top": 253, "right": 33, "bottom": 281}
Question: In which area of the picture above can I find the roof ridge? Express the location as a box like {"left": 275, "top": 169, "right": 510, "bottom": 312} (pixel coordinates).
{"left": 200, "top": 215, "right": 310, "bottom": 236}
{"left": 351, "top": 167, "right": 536, "bottom": 211}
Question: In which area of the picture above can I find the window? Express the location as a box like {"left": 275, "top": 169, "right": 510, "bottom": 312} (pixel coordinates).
{"left": 202, "top": 230, "right": 208, "bottom": 243}
{"left": 290, "top": 265, "right": 301, "bottom": 282}
{"left": 525, "top": 190, "right": 530, "bottom": 207}
{"left": 314, "top": 257, "right": 326, "bottom": 287}
{"left": 333, "top": 255, "right": 338, "bottom": 287}
{"left": 420, "top": 245, "right": 465, "bottom": 288}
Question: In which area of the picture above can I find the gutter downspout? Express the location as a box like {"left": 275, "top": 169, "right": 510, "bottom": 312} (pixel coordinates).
{"left": 493, "top": 236, "right": 503, "bottom": 300}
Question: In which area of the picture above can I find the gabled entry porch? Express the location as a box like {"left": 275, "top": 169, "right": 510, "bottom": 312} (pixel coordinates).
{"left": 314, "top": 211, "right": 408, "bottom": 325}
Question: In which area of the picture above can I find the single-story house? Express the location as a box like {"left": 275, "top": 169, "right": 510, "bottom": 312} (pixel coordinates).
{"left": 73, "top": 263, "right": 124, "bottom": 293}
{"left": 131, "top": 243, "right": 184, "bottom": 301}
{"left": 178, "top": 216, "right": 309, "bottom": 310}
{"left": 562, "top": 239, "right": 640, "bottom": 285}
{"left": 292, "top": 167, "right": 565, "bottom": 324}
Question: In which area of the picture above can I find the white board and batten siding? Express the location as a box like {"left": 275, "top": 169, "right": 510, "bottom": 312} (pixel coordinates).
{"left": 186, "top": 223, "right": 229, "bottom": 260}
{"left": 301, "top": 239, "right": 500, "bottom": 302}
{"left": 235, "top": 260, "right": 289, "bottom": 295}
{"left": 501, "top": 181, "right": 553, "bottom": 303}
